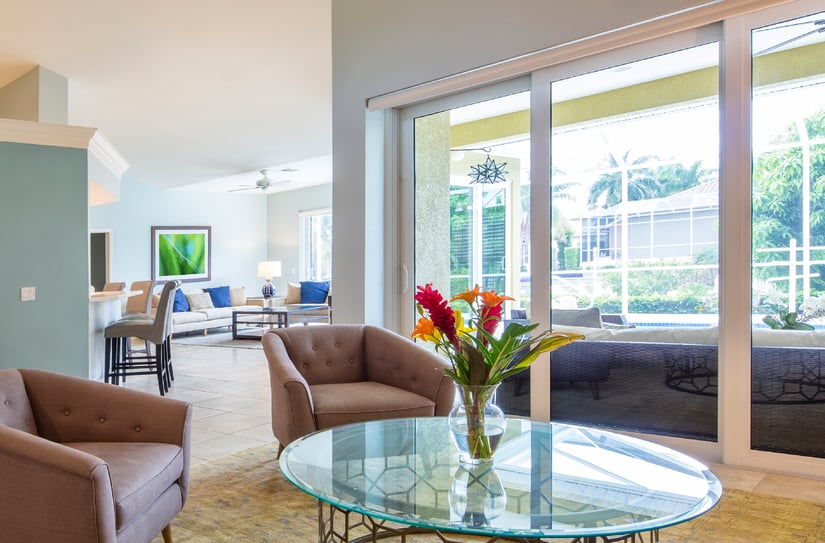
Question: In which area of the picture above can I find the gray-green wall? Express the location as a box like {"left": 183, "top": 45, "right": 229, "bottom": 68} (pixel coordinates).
{"left": 0, "top": 141, "right": 89, "bottom": 376}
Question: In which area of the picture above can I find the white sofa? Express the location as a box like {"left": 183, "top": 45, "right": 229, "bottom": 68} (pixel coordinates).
{"left": 152, "top": 286, "right": 270, "bottom": 335}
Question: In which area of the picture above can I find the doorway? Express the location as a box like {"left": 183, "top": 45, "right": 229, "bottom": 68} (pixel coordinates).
{"left": 90, "top": 231, "right": 110, "bottom": 291}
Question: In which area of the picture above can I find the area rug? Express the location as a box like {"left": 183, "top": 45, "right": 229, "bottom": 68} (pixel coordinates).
{"left": 155, "top": 443, "right": 825, "bottom": 542}
{"left": 173, "top": 331, "right": 263, "bottom": 349}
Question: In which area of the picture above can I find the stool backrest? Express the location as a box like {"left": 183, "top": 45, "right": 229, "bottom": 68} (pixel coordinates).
{"left": 125, "top": 280, "right": 156, "bottom": 314}
{"left": 102, "top": 282, "right": 126, "bottom": 292}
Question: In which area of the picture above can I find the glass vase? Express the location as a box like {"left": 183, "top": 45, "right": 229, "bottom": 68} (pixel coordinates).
{"left": 448, "top": 383, "right": 507, "bottom": 464}
{"left": 448, "top": 463, "right": 507, "bottom": 525}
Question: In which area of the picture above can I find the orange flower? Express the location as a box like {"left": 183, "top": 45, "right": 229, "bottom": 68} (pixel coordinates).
{"left": 450, "top": 285, "right": 480, "bottom": 305}
{"left": 411, "top": 317, "right": 436, "bottom": 341}
{"left": 478, "top": 290, "right": 514, "bottom": 309}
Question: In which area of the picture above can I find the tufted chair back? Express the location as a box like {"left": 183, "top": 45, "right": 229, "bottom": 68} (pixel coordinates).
{"left": 273, "top": 324, "right": 368, "bottom": 385}
{"left": 0, "top": 369, "right": 38, "bottom": 435}
{"left": 262, "top": 324, "right": 456, "bottom": 452}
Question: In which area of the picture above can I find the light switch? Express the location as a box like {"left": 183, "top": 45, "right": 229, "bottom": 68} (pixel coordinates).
{"left": 21, "top": 287, "right": 35, "bottom": 302}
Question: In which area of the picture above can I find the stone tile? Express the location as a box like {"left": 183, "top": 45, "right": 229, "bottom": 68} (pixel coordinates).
{"left": 191, "top": 412, "right": 269, "bottom": 434}
{"left": 192, "top": 434, "right": 265, "bottom": 461}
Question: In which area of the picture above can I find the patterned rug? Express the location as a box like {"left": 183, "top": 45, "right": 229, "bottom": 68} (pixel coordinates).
{"left": 154, "top": 443, "right": 825, "bottom": 542}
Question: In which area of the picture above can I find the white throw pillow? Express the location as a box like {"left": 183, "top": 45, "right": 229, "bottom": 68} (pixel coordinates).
{"left": 186, "top": 292, "right": 214, "bottom": 311}
{"left": 230, "top": 286, "right": 246, "bottom": 307}
{"left": 285, "top": 282, "right": 301, "bottom": 304}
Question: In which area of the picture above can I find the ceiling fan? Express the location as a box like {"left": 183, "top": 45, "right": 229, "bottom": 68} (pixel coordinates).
{"left": 229, "top": 169, "right": 291, "bottom": 192}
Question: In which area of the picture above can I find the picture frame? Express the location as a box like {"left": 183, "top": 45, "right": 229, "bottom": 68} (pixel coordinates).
{"left": 151, "top": 226, "right": 211, "bottom": 283}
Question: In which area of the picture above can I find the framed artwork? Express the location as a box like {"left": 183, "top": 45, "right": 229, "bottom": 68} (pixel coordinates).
{"left": 151, "top": 226, "right": 211, "bottom": 283}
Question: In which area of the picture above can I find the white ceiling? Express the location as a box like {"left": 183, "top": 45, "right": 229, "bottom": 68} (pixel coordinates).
{"left": 0, "top": 0, "right": 332, "bottom": 193}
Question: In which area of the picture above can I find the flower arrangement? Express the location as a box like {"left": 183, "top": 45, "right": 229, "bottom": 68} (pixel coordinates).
{"left": 412, "top": 283, "right": 584, "bottom": 386}
{"left": 763, "top": 294, "right": 825, "bottom": 331}
{"left": 412, "top": 283, "right": 584, "bottom": 462}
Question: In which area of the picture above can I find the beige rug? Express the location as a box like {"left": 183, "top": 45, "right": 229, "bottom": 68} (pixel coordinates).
{"left": 173, "top": 331, "right": 263, "bottom": 349}
{"left": 154, "top": 443, "right": 825, "bottom": 542}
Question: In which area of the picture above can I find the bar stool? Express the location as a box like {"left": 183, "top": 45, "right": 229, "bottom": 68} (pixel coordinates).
{"left": 104, "top": 280, "right": 179, "bottom": 395}
{"left": 122, "top": 280, "right": 157, "bottom": 356}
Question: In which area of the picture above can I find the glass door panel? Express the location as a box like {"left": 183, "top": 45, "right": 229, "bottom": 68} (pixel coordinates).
{"left": 413, "top": 91, "right": 531, "bottom": 416}
{"left": 751, "top": 10, "right": 825, "bottom": 458}
{"left": 548, "top": 43, "right": 721, "bottom": 440}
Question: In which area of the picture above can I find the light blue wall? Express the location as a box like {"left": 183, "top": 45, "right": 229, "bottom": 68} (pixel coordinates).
{"left": 0, "top": 142, "right": 89, "bottom": 376}
{"left": 266, "top": 183, "right": 332, "bottom": 295}
{"left": 89, "top": 176, "right": 269, "bottom": 298}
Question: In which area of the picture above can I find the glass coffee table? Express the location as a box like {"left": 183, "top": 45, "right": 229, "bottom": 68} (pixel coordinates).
{"left": 231, "top": 304, "right": 328, "bottom": 339}
{"left": 280, "top": 417, "right": 722, "bottom": 543}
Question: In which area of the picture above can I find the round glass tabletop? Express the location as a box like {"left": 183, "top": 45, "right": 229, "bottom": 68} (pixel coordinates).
{"left": 279, "top": 417, "right": 722, "bottom": 539}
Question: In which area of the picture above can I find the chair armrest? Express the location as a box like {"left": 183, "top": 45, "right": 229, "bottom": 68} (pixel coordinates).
{"left": 0, "top": 425, "right": 117, "bottom": 542}
{"left": 262, "top": 331, "right": 317, "bottom": 447}
{"left": 364, "top": 325, "right": 456, "bottom": 415}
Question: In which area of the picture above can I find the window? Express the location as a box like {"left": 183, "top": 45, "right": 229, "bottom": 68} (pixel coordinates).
{"left": 299, "top": 208, "right": 332, "bottom": 282}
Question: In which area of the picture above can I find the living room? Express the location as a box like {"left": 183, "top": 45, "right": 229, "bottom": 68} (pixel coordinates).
{"left": 2, "top": 2, "right": 825, "bottom": 536}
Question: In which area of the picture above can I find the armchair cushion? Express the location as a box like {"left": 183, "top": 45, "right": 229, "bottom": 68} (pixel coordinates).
{"left": 311, "top": 381, "right": 437, "bottom": 429}
{"left": 67, "top": 441, "right": 184, "bottom": 531}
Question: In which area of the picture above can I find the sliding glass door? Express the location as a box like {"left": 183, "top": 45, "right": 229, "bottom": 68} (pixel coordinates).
{"left": 398, "top": 0, "right": 825, "bottom": 476}
{"left": 750, "top": 8, "right": 825, "bottom": 458}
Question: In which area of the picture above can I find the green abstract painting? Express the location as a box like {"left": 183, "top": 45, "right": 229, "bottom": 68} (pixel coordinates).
{"left": 152, "top": 226, "right": 211, "bottom": 282}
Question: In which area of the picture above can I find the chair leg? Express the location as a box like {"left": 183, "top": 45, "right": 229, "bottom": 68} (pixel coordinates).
{"left": 155, "top": 344, "right": 166, "bottom": 396}
{"left": 277, "top": 442, "right": 285, "bottom": 459}
{"left": 161, "top": 525, "right": 173, "bottom": 543}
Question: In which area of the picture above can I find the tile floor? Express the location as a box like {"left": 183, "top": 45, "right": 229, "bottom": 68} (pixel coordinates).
{"left": 123, "top": 341, "right": 825, "bottom": 502}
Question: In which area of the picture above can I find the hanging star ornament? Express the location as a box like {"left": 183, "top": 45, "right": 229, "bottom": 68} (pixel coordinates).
{"left": 468, "top": 155, "right": 508, "bottom": 184}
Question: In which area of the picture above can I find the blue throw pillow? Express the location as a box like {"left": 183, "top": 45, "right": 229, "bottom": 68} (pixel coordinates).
{"left": 173, "top": 288, "right": 190, "bottom": 312}
{"left": 300, "top": 281, "right": 330, "bottom": 304}
{"left": 204, "top": 286, "right": 232, "bottom": 308}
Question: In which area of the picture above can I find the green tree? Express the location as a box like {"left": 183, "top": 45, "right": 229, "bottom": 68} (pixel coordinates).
{"left": 752, "top": 108, "right": 825, "bottom": 293}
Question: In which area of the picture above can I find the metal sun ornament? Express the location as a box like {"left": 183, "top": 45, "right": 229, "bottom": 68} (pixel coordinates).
{"left": 468, "top": 155, "right": 508, "bottom": 184}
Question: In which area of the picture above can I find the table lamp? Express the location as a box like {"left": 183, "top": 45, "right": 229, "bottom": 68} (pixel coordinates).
{"left": 257, "top": 261, "right": 282, "bottom": 309}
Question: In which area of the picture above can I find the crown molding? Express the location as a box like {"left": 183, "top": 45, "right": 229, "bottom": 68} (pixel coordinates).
{"left": 88, "top": 130, "right": 130, "bottom": 178}
{"left": 0, "top": 118, "right": 97, "bottom": 148}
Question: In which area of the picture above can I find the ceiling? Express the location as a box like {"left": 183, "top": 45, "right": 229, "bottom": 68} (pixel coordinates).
{"left": 0, "top": 0, "right": 332, "bottom": 193}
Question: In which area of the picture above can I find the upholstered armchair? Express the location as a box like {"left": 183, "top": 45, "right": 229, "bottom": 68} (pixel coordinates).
{"left": 262, "top": 324, "right": 456, "bottom": 452}
{"left": 0, "top": 368, "right": 192, "bottom": 543}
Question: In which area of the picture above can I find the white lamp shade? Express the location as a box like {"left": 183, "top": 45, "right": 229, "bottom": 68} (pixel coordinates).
{"left": 257, "top": 261, "right": 282, "bottom": 279}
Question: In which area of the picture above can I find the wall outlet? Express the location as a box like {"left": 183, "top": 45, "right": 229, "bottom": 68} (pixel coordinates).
{"left": 21, "top": 287, "right": 35, "bottom": 302}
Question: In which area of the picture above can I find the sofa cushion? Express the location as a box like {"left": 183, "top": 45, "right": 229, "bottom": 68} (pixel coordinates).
{"left": 171, "top": 311, "right": 208, "bottom": 325}
{"left": 186, "top": 292, "right": 214, "bottom": 311}
{"left": 285, "top": 282, "right": 301, "bottom": 304}
{"left": 230, "top": 286, "right": 246, "bottom": 307}
{"left": 0, "top": 370, "right": 38, "bottom": 435}
{"left": 204, "top": 286, "right": 232, "bottom": 308}
{"left": 198, "top": 306, "right": 236, "bottom": 320}
{"left": 66, "top": 442, "right": 183, "bottom": 531}
{"left": 173, "top": 289, "right": 190, "bottom": 312}
{"left": 552, "top": 307, "right": 603, "bottom": 328}
{"left": 310, "top": 381, "right": 436, "bottom": 430}
{"left": 301, "top": 281, "right": 330, "bottom": 303}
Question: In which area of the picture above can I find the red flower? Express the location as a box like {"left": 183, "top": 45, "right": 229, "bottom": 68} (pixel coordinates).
{"left": 415, "top": 284, "right": 458, "bottom": 345}
{"left": 478, "top": 290, "right": 514, "bottom": 336}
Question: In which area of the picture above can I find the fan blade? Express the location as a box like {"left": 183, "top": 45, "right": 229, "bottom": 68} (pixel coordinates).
{"left": 229, "top": 186, "right": 257, "bottom": 192}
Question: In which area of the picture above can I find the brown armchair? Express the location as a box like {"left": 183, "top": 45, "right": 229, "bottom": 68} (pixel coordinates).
{"left": 262, "top": 324, "right": 455, "bottom": 452}
{"left": 0, "top": 368, "right": 192, "bottom": 543}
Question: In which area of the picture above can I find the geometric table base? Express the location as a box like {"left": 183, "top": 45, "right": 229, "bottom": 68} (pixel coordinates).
{"left": 318, "top": 501, "right": 661, "bottom": 543}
